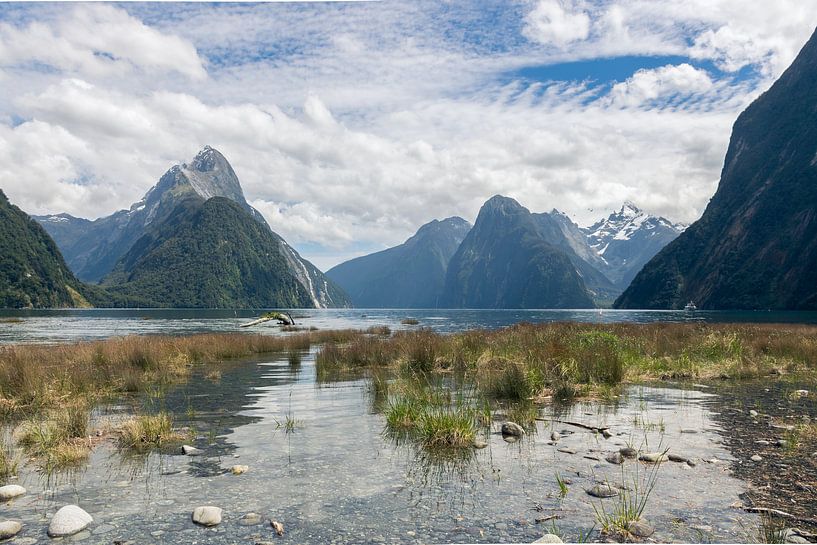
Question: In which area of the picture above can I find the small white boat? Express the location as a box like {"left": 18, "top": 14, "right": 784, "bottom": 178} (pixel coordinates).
{"left": 684, "top": 301, "right": 697, "bottom": 311}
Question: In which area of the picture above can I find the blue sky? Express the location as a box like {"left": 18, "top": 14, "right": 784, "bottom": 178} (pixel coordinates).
{"left": 0, "top": 1, "right": 814, "bottom": 269}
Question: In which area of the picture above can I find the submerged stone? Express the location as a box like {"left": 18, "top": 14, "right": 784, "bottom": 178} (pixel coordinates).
{"left": 501, "top": 422, "right": 525, "bottom": 437}
{"left": 230, "top": 464, "right": 249, "bottom": 475}
{"left": 619, "top": 447, "right": 637, "bottom": 458}
{"left": 639, "top": 452, "right": 669, "bottom": 463}
{"left": 628, "top": 519, "right": 655, "bottom": 538}
{"left": 586, "top": 485, "right": 619, "bottom": 498}
{"left": 472, "top": 439, "right": 488, "bottom": 449}
{"left": 605, "top": 452, "right": 625, "bottom": 464}
{"left": 0, "top": 520, "right": 22, "bottom": 540}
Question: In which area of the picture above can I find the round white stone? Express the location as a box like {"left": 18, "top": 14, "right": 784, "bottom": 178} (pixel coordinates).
{"left": 0, "top": 485, "right": 26, "bottom": 501}
{"left": 48, "top": 505, "right": 93, "bottom": 537}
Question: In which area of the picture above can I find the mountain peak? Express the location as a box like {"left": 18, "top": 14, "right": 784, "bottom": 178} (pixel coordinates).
{"left": 620, "top": 201, "right": 642, "bottom": 217}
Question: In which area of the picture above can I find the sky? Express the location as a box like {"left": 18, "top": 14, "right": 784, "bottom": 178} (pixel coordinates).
{"left": 0, "top": 1, "right": 815, "bottom": 270}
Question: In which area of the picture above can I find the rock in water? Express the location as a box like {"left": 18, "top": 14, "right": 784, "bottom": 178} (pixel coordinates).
{"left": 271, "top": 520, "right": 284, "bottom": 536}
{"left": 533, "top": 534, "right": 563, "bottom": 543}
{"left": 619, "top": 447, "right": 637, "bottom": 459}
{"left": 230, "top": 465, "right": 249, "bottom": 475}
{"left": 0, "top": 521, "right": 22, "bottom": 540}
{"left": 182, "top": 445, "right": 202, "bottom": 456}
{"left": 550, "top": 431, "right": 560, "bottom": 442}
{"left": 192, "top": 506, "right": 222, "bottom": 527}
{"left": 668, "top": 453, "right": 689, "bottom": 463}
{"left": 501, "top": 422, "right": 525, "bottom": 437}
{"left": 639, "top": 452, "right": 669, "bottom": 463}
{"left": 48, "top": 505, "right": 93, "bottom": 537}
{"left": 472, "top": 439, "right": 488, "bottom": 449}
{"left": 0, "top": 485, "right": 25, "bottom": 501}
{"left": 605, "top": 452, "right": 625, "bottom": 464}
{"left": 239, "top": 513, "right": 263, "bottom": 526}
{"left": 586, "top": 485, "right": 619, "bottom": 498}
{"left": 628, "top": 519, "right": 655, "bottom": 538}
{"left": 751, "top": 454, "right": 763, "bottom": 462}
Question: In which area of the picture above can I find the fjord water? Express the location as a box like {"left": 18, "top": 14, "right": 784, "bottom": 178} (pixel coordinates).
{"left": 6, "top": 349, "right": 761, "bottom": 543}
{"left": 3, "top": 308, "right": 817, "bottom": 344}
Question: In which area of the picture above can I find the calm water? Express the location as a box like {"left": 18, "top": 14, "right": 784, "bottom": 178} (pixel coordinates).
{"left": 4, "top": 350, "right": 762, "bottom": 544}
{"left": 2, "top": 308, "right": 817, "bottom": 344}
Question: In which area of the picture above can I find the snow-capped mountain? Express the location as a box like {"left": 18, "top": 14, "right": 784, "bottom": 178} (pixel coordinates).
{"left": 583, "top": 202, "right": 685, "bottom": 287}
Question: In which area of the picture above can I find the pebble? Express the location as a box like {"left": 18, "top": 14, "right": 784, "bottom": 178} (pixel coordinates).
{"left": 668, "top": 453, "right": 689, "bottom": 463}
{"left": 48, "top": 505, "right": 93, "bottom": 537}
{"left": 680, "top": 428, "right": 698, "bottom": 434}
{"left": 627, "top": 519, "right": 655, "bottom": 538}
{"left": 751, "top": 454, "right": 763, "bottom": 462}
{"left": 192, "top": 506, "right": 222, "bottom": 527}
{"left": 605, "top": 452, "right": 625, "bottom": 464}
{"left": 557, "top": 448, "right": 577, "bottom": 455}
{"left": 0, "top": 485, "right": 26, "bottom": 501}
{"left": 533, "top": 534, "right": 563, "bottom": 543}
{"left": 586, "top": 484, "right": 619, "bottom": 498}
{"left": 473, "top": 439, "right": 488, "bottom": 449}
{"left": 0, "top": 521, "right": 22, "bottom": 540}
{"left": 271, "top": 520, "right": 284, "bottom": 536}
{"left": 501, "top": 422, "right": 525, "bottom": 437}
{"left": 619, "top": 447, "right": 637, "bottom": 458}
{"left": 639, "top": 452, "right": 669, "bottom": 463}
{"left": 550, "top": 431, "right": 560, "bottom": 442}
{"left": 601, "top": 430, "right": 613, "bottom": 439}
{"left": 239, "top": 513, "right": 264, "bottom": 526}
{"left": 230, "top": 464, "right": 249, "bottom": 475}
{"left": 750, "top": 410, "right": 759, "bottom": 417}
{"left": 182, "top": 445, "right": 202, "bottom": 456}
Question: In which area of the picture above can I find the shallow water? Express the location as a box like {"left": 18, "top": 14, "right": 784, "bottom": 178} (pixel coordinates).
{"left": 3, "top": 349, "right": 764, "bottom": 543}
{"left": 2, "top": 308, "right": 817, "bottom": 344}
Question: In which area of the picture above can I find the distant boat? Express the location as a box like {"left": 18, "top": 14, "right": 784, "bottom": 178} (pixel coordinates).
{"left": 684, "top": 301, "right": 697, "bottom": 311}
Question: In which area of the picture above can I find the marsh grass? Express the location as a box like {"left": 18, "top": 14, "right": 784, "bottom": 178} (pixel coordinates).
{"left": 756, "top": 513, "right": 787, "bottom": 543}
{"left": 593, "top": 454, "right": 663, "bottom": 538}
{"left": 0, "top": 431, "right": 18, "bottom": 480}
{"left": 117, "top": 412, "right": 184, "bottom": 451}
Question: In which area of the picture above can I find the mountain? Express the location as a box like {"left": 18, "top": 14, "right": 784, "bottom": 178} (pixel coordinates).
{"left": 583, "top": 202, "right": 684, "bottom": 287}
{"left": 326, "top": 217, "right": 470, "bottom": 308}
{"left": 37, "top": 147, "right": 349, "bottom": 308}
{"left": 531, "top": 211, "right": 620, "bottom": 302}
{"left": 102, "top": 196, "right": 324, "bottom": 308}
{"left": 0, "top": 190, "right": 91, "bottom": 308}
{"left": 615, "top": 28, "right": 817, "bottom": 310}
{"left": 442, "top": 196, "right": 595, "bottom": 309}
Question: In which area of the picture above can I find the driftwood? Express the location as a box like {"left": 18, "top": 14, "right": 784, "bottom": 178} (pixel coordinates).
{"left": 744, "top": 507, "right": 817, "bottom": 526}
{"left": 239, "top": 312, "right": 294, "bottom": 328}
{"left": 535, "top": 418, "right": 609, "bottom": 433}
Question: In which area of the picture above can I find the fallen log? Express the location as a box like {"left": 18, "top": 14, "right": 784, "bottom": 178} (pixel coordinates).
{"left": 240, "top": 311, "right": 294, "bottom": 328}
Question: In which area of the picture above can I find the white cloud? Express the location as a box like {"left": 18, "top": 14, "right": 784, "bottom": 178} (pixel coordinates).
{"left": 0, "top": 5, "right": 205, "bottom": 81}
{"left": 523, "top": 0, "right": 591, "bottom": 48}
{"left": 0, "top": 2, "right": 815, "bottom": 269}
{"left": 607, "top": 63, "right": 715, "bottom": 108}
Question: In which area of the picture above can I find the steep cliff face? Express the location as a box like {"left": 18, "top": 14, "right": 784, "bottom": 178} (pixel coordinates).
{"left": 327, "top": 217, "right": 471, "bottom": 308}
{"left": 442, "top": 196, "right": 595, "bottom": 309}
{"left": 616, "top": 28, "right": 817, "bottom": 310}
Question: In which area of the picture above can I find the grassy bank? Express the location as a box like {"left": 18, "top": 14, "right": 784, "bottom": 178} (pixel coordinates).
{"left": 0, "top": 329, "right": 359, "bottom": 472}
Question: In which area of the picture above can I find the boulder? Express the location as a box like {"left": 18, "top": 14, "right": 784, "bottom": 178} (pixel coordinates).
{"left": 0, "top": 485, "right": 25, "bottom": 501}
{"left": 0, "top": 521, "right": 22, "bottom": 540}
{"left": 48, "top": 505, "right": 93, "bottom": 537}
{"left": 192, "top": 506, "right": 222, "bottom": 527}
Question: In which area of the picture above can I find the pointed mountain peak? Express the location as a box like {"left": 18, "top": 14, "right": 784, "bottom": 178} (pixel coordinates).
{"left": 189, "top": 145, "right": 228, "bottom": 172}
{"left": 177, "top": 147, "right": 247, "bottom": 205}
{"left": 620, "top": 201, "right": 642, "bottom": 217}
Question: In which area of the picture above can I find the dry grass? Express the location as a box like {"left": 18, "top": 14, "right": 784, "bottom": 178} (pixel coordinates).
{"left": 117, "top": 412, "right": 185, "bottom": 451}
{"left": 313, "top": 322, "right": 817, "bottom": 402}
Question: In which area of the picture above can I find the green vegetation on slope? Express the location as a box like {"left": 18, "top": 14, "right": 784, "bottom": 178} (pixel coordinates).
{"left": 0, "top": 190, "right": 92, "bottom": 308}
{"left": 103, "top": 196, "right": 318, "bottom": 308}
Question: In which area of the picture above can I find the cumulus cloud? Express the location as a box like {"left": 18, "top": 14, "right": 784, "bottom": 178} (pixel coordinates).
{"left": 0, "top": 4, "right": 205, "bottom": 80}
{"left": 607, "top": 63, "right": 714, "bottom": 108}
{"left": 523, "top": 0, "right": 591, "bottom": 48}
{"left": 0, "top": 2, "right": 815, "bottom": 269}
